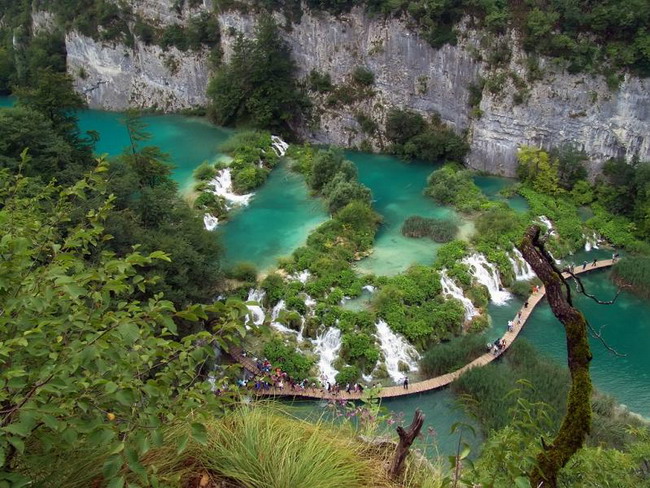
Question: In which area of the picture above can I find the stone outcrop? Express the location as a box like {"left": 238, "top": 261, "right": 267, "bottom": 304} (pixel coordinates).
{"left": 63, "top": 2, "right": 650, "bottom": 176}
{"left": 66, "top": 31, "right": 210, "bottom": 111}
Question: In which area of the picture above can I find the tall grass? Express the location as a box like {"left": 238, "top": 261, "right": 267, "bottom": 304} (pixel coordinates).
{"left": 420, "top": 334, "right": 488, "bottom": 376}
{"left": 611, "top": 256, "right": 650, "bottom": 298}
{"left": 31, "top": 404, "right": 445, "bottom": 488}
{"left": 452, "top": 340, "right": 570, "bottom": 433}
{"left": 401, "top": 216, "right": 458, "bottom": 243}
{"left": 198, "top": 406, "right": 390, "bottom": 488}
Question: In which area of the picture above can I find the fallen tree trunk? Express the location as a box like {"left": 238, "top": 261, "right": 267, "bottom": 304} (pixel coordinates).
{"left": 518, "top": 225, "right": 592, "bottom": 488}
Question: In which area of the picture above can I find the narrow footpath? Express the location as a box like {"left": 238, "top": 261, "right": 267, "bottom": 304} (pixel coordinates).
{"left": 232, "top": 259, "right": 614, "bottom": 400}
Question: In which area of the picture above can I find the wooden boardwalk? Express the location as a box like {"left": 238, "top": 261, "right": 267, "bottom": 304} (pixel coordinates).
{"left": 235, "top": 259, "right": 614, "bottom": 401}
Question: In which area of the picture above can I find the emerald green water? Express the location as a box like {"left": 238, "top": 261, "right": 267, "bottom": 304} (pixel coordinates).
{"left": 346, "top": 152, "right": 457, "bottom": 276}
{"left": 219, "top": 164, "right": 328, "bottom": 270}
{"left": 76, "top": 110, "right": 233, "bottom": 192}
{"left": 472, "top": 175, "right": 529, "bottom": 213}
{"left": 3, "top": 96, "right": 649, "bottom": 446}
{"left": 522, "top": 268, "right": 650, "bottom": 417}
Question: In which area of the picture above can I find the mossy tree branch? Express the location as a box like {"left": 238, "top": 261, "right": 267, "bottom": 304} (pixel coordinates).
{"left": 518, "top": 225, "right": 592, "bottom": 488}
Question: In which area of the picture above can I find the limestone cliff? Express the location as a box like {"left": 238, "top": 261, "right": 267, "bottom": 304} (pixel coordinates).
{"left": 63, "top": 2, "right": 650, "bottom": 176}
{"left": 66, "top": 31, "right": 210, "bottom": 111}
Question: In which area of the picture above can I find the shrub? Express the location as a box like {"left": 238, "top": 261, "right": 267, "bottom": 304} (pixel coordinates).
{"left": 193, "top": 161, "right": 217, "bottom": 181}
{"left": 307, "top": 69, "right": 333, "bottom": 93}
{"left": 263, "top": 339, "right": 314, "bottom": 380}
{"left": 229, "top": 261, "right": 258, "bottom": 282}
{"left": 335, "top": 365, "right": 361, "bottom": 385}
{"left": 351, "top": 66, "right": 375, "bottom": 86}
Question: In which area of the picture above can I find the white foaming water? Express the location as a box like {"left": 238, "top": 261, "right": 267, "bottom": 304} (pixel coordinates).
{"left": 269, "top": 299, "right": 298, "bottom": 335}
{"left": 290, "top": 270, "right": 311, "bottom": 284}
{"left": 462, "top": 253, "right": 511, "bottom": 305}
{"left": 245, "top": 288, "right": 266, "bottom": 326}
{"left": 583, "top": 232, "right": 601, "bottom": 252}
{"left": 375, "top": 319, "right": 419, "bottom": 383}
{"left": 440, "top": 270, "right": 478, "bottom": 322}
{"left": 271, "top": 135, "right": 289, "bottom": 157}
{"left": 203, "top": 213, "right": 219, "bottom": 231}
{"left": 362, "top": 285, "right": 376, "bottom": 293}
{"left": 313, "top": 327, "right": 342, "bottom": 384}
{"left": 537, "top": 215, "right": 556, "bottom": 235}
{"left": 207, "top": 169, "right": 253, "bottom": 208}
{"left": 508, "top": 248, "right": 536, "bottom": 281}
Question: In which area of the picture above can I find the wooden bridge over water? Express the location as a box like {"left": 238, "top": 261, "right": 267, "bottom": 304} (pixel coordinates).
{"left": 232, "top": 259, "right": 614, "bottom": 401}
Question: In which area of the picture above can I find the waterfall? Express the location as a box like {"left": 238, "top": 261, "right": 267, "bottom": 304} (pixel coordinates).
{"left": 207, "top": 169, "right": 253, "bottom": 208}
{"left": 290, "top": 269, "right": 311, "bottom": 284}
{"left": 313, "top": 327, "right": 342, "bottom": 384}
{"left": 269, "top": 299, "right": 298, "bottom": 335}
{"left": 375, "top": 320, "right": 420, "bottom": 383}
{"left": 203, "top": 213, "right": 219, "bottom": 231}
{"left": 537, "top": 215, "right": 556, "bottom": 236}
{"left": 362, "top": 285, "right": 376, "bottom": 293}
{"left": 245, "top": 288, "right": 266, "bottom": 326}
{"left": 508, "top": 248, "right": 536, "bottom": 281}
{"left": 271, "top": 135, "right": 289, "bottom": 157}
{"left": 440, "top": 270, "right": 478, "bottom": 321}
{"left": 462, "top": 253, "right": 511, "bottom": 305}
{"left": 583, "top": 232, "right": 601, "bottom": 252}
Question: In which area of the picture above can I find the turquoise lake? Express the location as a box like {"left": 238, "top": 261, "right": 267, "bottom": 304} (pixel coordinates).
{"left": 3, "top": 98, "right": 649, "bottom": 452}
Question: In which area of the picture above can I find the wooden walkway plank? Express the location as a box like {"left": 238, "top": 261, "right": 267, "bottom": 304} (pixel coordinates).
{"left": 235, "top": 259, "right": 614, "bottom": 401}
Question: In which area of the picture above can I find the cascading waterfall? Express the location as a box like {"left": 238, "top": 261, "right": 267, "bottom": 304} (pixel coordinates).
{"left": 537, "top": 215, "right": 556, "bottom": 236}
{"left": 375, "top": 320, "right": 420, "bottom": 383}
{"left": 208, "top": 168, "right": 254, "bottom": 207}
{"left": 462, "top": 253, "right": 511, "bottom": 305}
{"left": 362, "top": 285, "right": 376, "bottom": 293}
{"left": 313, "top": 327, "right": 342, "bottom": 384}
{"left": 203, "top": 214, "right": 219, "bottom": 231}
{"left": 290, "top": 270, "right": 311, "bottom": 284}
{"left": 271, "top": 135, "right": 289, "bottom": 157}
{"left": 269, "top": 299, "right": 298, "bottom": 335}
{"left": 583, "top": 232, "right": 601, "bottom": 251}
{"left": 245, "top": 288, "right": 266, "bottom": 326}
{"left": 439, "top": 270, "right": 478, "bottom": 321}
{"left": 508, "top": 248, "right": 536, "bottom": 281}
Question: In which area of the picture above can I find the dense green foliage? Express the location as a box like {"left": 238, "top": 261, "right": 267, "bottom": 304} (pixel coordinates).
{"left": 515, "top": 145, "right": 650, "bottom": 254}
{"left": 611, "top": 256, "right": 650, "bottom": 298}
{"left": 207, "top": 16, "right": 306, "bottom": 133}
{"left": 0, "top": 163, "right": 247, "bottom": 485}
{"left": 0, "top": 82, "right": 225, "bottom": 311}
{"left": 372, "top": 266, "right": 464, "bottom": 349}
{"left": 385, "top": 109, "right": 468, "bottom": 164}
{"left": 425, "top": 164, "right": 489, "bottom": 212}
{"left": 263, "top": 339, "right": 315, "bottom": 380}
{"left": 401, "top": 216, "right": 458, "bottom": 243}
{"left": 419, "top": 334, "right": 488, "bottom": 377}
{"left": 220, "top": 130, "right": 280, "bottom": 192}
{"left": 303, "top": 148, "right": 373, "bottom": 214}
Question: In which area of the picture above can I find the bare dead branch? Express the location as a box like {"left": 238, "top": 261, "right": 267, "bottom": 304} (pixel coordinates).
{"left": 587, "top": 323, "right": 626, "bottom": 357}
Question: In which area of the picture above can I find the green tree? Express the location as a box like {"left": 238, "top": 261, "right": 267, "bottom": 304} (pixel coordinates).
{"left": 207, "top": 16, "right": 306, "bottom": 132}
{"left": 0, "top": 162, "right": 248, "bottom": 485}
{"left": 517, "top": 146, "right": 561, "bottom": 195}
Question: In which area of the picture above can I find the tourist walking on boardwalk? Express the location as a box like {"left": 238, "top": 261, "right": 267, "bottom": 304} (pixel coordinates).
{"left": 582, "top": 260, "right": 588, "bottom": 270}
{"left": 403, "top": 377, "right": 409, "bottom": 389}
{"left": 592, "top": 258, "right": 597, "bottom": 267}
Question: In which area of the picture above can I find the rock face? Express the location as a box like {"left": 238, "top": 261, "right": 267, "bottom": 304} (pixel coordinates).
{"left": 470, "top": 59, "right": 650, "bottom": 176}
{"left": 65, "top": 31, "right": 210, "bottom": 111}
{"left": 64, "top": 2, "right": 650, "bottom": 175}
{"left": 218, "top": 9, "right": 480, "bottom": 148}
